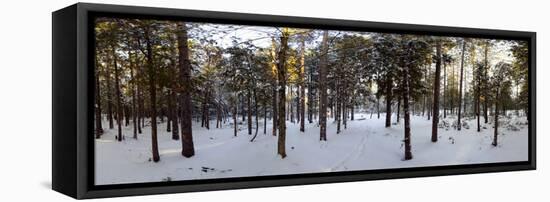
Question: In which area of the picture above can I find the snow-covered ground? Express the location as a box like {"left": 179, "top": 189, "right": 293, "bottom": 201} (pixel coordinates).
{"left": 95, "top": 113, "right": 528, "bottom": 185}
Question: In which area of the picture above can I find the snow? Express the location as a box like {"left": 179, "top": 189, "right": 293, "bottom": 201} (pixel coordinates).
{"left": 95, "top": 113, "right": 528, "bottom": 185}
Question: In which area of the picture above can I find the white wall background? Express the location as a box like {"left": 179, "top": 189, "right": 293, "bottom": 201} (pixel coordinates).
{"left": 0, "top": 0, "right": 546, "bottom": 201}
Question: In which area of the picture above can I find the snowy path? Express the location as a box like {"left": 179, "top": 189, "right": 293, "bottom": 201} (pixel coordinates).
{"left": 95, "top": 113, "right": 528, "bottom": 185}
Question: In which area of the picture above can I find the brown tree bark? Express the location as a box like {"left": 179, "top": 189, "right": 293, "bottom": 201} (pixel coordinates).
{"left": 457, "top": 39, "right": 466, "bottom": 130}
{"left": 443, "top": 59, "right": 447, "bottom": 119}
{"left": 105, "top": 61, "right": 114, "bottom": 129}
{"left": 171, "top": 90, "right": 179, "bottom": 140}
{"left": 112, "top": 44, "right": 123, "bottom": 142}
{"left": 277, "top": 30, "right": 289, "bottom": 158}
{"left": 250, "top": 89, "right": 260, "bottom": 142}
{"left": 167, "top": 91, "right": 173, "bottom": 133}
{"left": 95, "top": 59, "right": 103, "bottom": 138}
{"left": 403, "top": 58, "right": 413, "bottom": 160}
{"left": 385, "top": 76, "right": 392, "bottom": 128}
{"left": 247, "top": 90, "right": 252, "bottom": 135}
{"left": 483, "top": 41, "right": 489, "bottom": 124}
{"left": 299, "top": 36, "right": 306, "bottom": 132}
{"left": 129, "top": 51, "right": 138, "bottom": 139}
{"left": 492, "top": 89, "right": 499, "bottom": 146}
{"left": 271, "top": 38, "right": 278, "bottom": 136}
{"left": 432, "top": 40, "right": 442, "bottom": 142}
{"left": 233, "top": 97, "right": 238, "bottom": 137}
{"left": 319, "top": 30, "right": 329, "bottom": 141}
{"left": 177, "top": 22, "right": 195, "bottom": 158}
{"left": 137, "top": 84, "right": 143, "bottom": 134}
{"left": 144, "top": 27, "right": 160, "bottom": 162}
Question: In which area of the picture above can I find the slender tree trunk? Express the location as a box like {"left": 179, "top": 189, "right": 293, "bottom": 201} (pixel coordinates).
{"left": 271, "top": 38, "right": 278, "bottom": 136}
{"left": 432, "top": 40, "right": 442, "bottom": 142}
{"left": 112, "top": 45, "right": 123, "bottom": 142}
{"left": 264, "top": 101, "right": 267, "bottom": 135}
{"left": 319, "top": 30, "right": 329, "bottom": 141}
{"left": 403, "top": 58, "right": 412, "bottom": 160}
{"left": 443, "top": 61, "right": 447, "bottom": 119}
{"left": 307, "top": 67, "right": 313, "bottom": 124}
{"left": 483, "top": 41, "right": 489, "bottom": 124}
{"left": 171, "top": 91, "right": 179, "bottom": 140}
{"left": 288, "top": 84, "right": 295, "bottom": 123}
{"left": 277, "top": 30, "right": 289, "bottom": 158}
{"left": 492, "top": 89, "right": 499, "bottom": 146}
{"left": 458, "top": 40, "right": 466, "bottom": 130}
{"left": 233, "top": 96, "right": 238, "bottom": 137}
{"left": 144, "top": 28, "right": 160, "bottom": 162}
{"left": 95, "top": 60, "right": 103, "bottom": 138}
{"left": 254, "top": 90, "right": 259, "bottom": 136}
{"left": 251, "top": 90, "right": 259, "bottom": 142}
{"left": 125, "top": 105, "right": 130, "bottom": 126}
{"left": 106, "top": 64, "right": 114, "bottom": 129}
{"left": 476, "top": 63, "right": 481, "bottom": 132}
{"left": 167, "top": 91, "right": 173, "bottom": 132}
{"left": 343, "top": 96, "right": 347, "bottom": 129}
{"left": 299, "top": 36, "right": 306, "bottom": 132}
{"left": 137, "top": 84, "right": 143, "bottom": 134}
{"left": 177, "top": 22, "right": 195, "bottom": 158}
{"left": 377, "top": 97, "right": 380, "bottom": 119}
{"left": 272, "top": 87, "right": 277, "bottom": 136}
{"left": 385, "top": 77, "right": 392, "bottom": 127}
{"left": 130, "top": 52, "right": 138, "bottom": 139}
{"left": 397, "top": 96, "right": 401, "bottom": 123}
{"left": 247, "top": 90, "right": 253, "bottom": 135}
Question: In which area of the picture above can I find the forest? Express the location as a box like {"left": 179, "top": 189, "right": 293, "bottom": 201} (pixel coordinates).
{"left": 94, "top": 18, "right": 529, "bottom": 185}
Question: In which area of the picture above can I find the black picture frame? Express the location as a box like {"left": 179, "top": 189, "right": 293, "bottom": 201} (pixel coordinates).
{"left": 52, "top": 3, "right": 536, "bottom": 199}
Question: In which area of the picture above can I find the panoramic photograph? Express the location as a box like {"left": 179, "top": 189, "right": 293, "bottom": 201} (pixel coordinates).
{"left": 93, "top": 18, "right": 529, "bottom": 185}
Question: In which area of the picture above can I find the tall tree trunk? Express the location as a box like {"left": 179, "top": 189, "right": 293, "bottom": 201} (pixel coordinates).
{"left": 177, "top": 22, "right": 195, "bottom": 158}
{"left": 299, "top": 36, "right": 306, "bottom": 132}
{"left": 112, "top": 45, "right": 123, "bottom": 142}
{"left": 443, "top": 60, "right": 447, "bottom": 119}
{"left": 432, "top": 40, "right": 442, "bottom": 142}
{"left": 167, "top": 91, "right": 173, "bottom": 132}
{"left": 272, "top": 87, "right": 278, "bottom": 136}
{"left": 336, "top": 79, "right": 341, "bottom": 134}
{"left": 457, "top": 39, "right": 466, "bottom": 130}
{"left": 319, "top": 30, "right": 329, "bottom": 141}
{"left": 483, "top": 41, "right": 489, "bottom": 124}
{"left": 95, "top": 59, "right": 103, "bottom": 138}
{"left": 476, "top": 61, "right": 482, "bottom": 132}
{"left": 307, "top": 66, "right": 314, "bottom": 124}
{"left": 396, "top": 96, "right": 401, "bottom": 123}
{"left": 247, "top": 90, "right": 252, "bottom": 135}
{"left": 290, "top": 86, "right": 295, "bottom": 123}
{"left": 130, "top": 52, "right": 138, "bottom": 139}
{"left": 277, "top": 30, "right": 289, "bottom": 158}
{"left": 250, "top": 89, "right": 259, "bottom": 142}
{"left": 385, "top": 76, "right": 392, "bottom": 127}
{"left": 171, "top": 91, "right": 179, "bottom": 140}
{"left": 264, "top": 100, "right": 267, "bottom": 135}
{"left": 144, "top": 28, "right": 160, "bottom": 162}
{"left": 492, "top": 89, "right": 499, "bottom": 146}
{"left": 205, "top": 91, "right": 210, "bottom": 130}
{"left": 377, "top": 97, "right": 380, "bottom": 119}
{"left": 403, "top": 58, "right": 412, "bottom": 160}
{"left": 254, "top": 90, "right": 259, "bottom": 136}
{"left": 125, "top": 105, "right": 130, "bottom": 126}
{"left": 106, "top": 63, "right": 114, "bottom": 129}
{"left": 271, "top": 38, "right": 278, "bottom": 136}
{"left": 233, "top": 96, "right": 238, "bottom": 137}
{"left": 137, "top": 84, "right": 143, "bottom": 134}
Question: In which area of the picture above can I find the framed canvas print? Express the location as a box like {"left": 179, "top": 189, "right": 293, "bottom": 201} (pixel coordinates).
{"left": 52, "top": 3, "right": 536, "bottom": 199}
